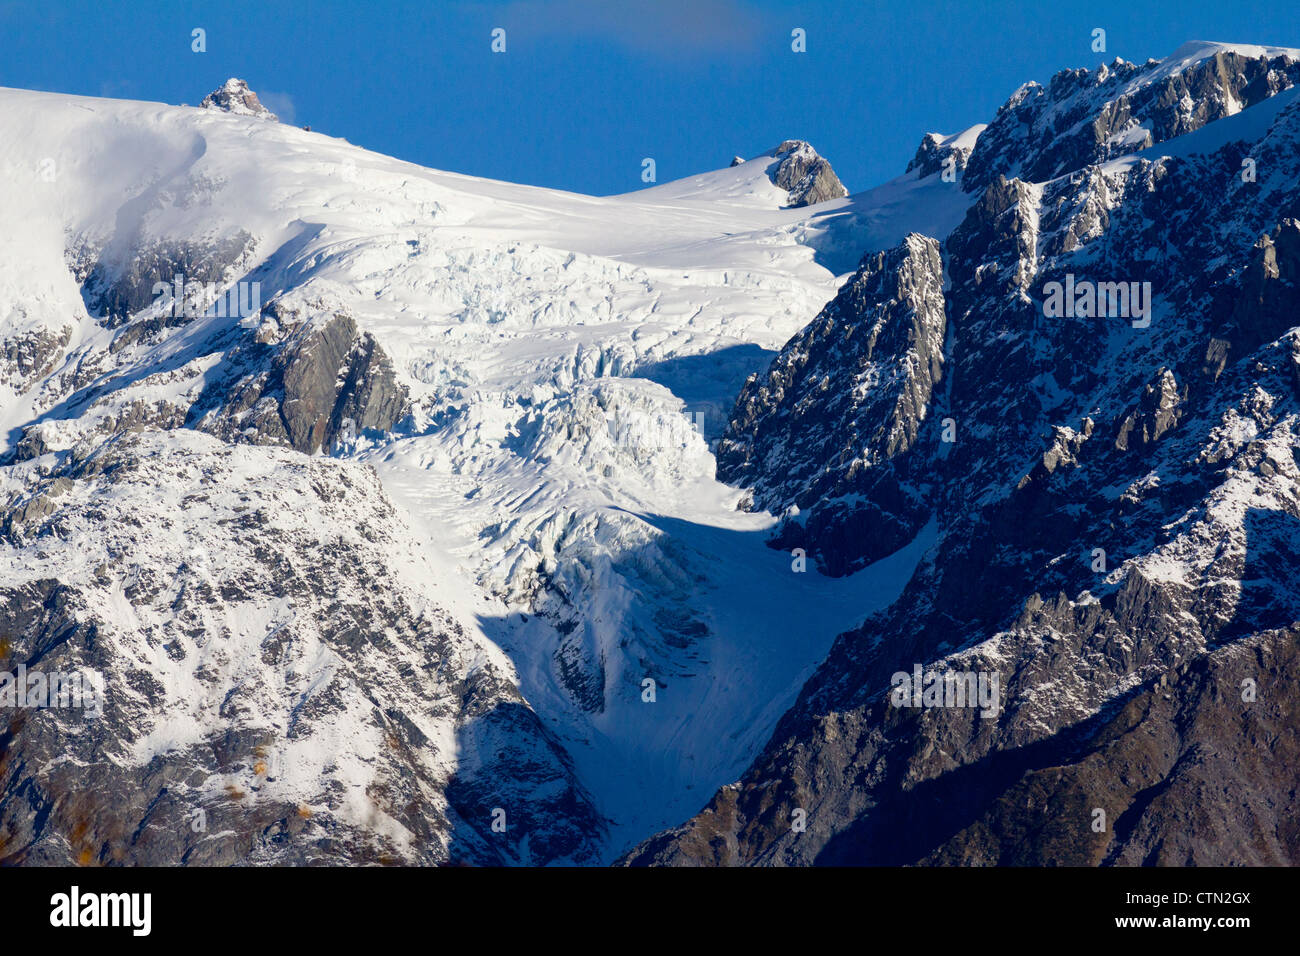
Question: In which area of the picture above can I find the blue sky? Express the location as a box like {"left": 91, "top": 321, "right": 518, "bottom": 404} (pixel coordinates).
{"left": 3, "top": 0, "right": 1298, "bottom": 195}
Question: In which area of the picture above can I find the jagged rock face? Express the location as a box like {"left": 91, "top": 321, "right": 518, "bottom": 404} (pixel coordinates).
{"left": 192, "top": 306, "right": 409, "bottom": 454}
{"left": 718, "top": 235, "right": 945, "bottom": 574}
{"left": 916, "top": 629, "right": 1300, "bottom": 866}
{"left": 1114, "top": 369, "right": 1182, "bottom": 450}
{"left": 769, "top": 140, "right": 849, "bottom": 207}
{"left": 628, "top": 48, "right": 1300, "bottom": 866}
{"left": 0, "top": 431, "right": 603, "bottom": 865}
{"left": 963, "top": 46, "right": 1300, "bottom": 193}
{"left": 1205, "top": 218, "right": 1300, "bottom": 378}
{"left": 81, "top": 234, "right": 260, "bottom": 327}
{"left": 200, "top": 78, "right": 278, "bottom": 121}
{"left": 906, "top": 131, "right": 980, "bottom": 178}
{"left": 1, "top": 324, "right": 71, "bottom": 398}
{"left": 3, "top": 297, "right": 410, "bottom": 464}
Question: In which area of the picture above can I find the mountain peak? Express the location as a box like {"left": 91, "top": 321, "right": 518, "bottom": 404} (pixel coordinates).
{"left": 962, "top": 41, "right": 1300, "bottom": 192}
{"left": 768, "top": 139, "right": 848, "bottom": 207}
{"left": 905, "top": 125, "right": 986, "bottom": 179}
{"left": 200, "top": 78, "right": 278, "bottom": 121}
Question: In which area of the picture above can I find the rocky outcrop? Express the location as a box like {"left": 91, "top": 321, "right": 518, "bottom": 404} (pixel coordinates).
{"left": 81, "top": 233, "right": 259, "bottom": 327}
{"left": 905, "top": 128, "right": 983, "bottom": 179}
{"left": 1114, "top": 369, "right": 1182, "bottom": 450}
{"left": 200, "top": 79, "right": 279, "bottom": 121}
{"left": 1205, "top": 219, "right": 1300, "bottom": 379}
{"left": 768, "top": 140, "right": 849, "bottom": 207}
{"left": 193, "top": 306, "right": 409, "bottom": 454}
{"left": 0, "top": 323, "right": 70, "bottom": 397}
{"left": 276, "top": 313, "right": 407, "bottom": 453}
{"left": 719, "top": 234, "right": 945, "bottom": 574}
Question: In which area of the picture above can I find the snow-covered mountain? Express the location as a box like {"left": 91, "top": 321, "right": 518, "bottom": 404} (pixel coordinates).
{"left": 3, "top": 42, "right": 1299, "bottom": 867}
{"left": 0, "top": 75, "right": 943, "bottom": 864}
{"left": 629, "top": 41, "right": 1300, "bottom": 866}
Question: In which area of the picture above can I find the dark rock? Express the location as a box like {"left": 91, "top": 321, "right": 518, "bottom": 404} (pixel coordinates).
{"left": 768, "top": 140, "right": 849, "bottom": 207}
{"left": 718, "top": 234, "right": 945, "bottom": 574}
{"left": 906, "top": 130, "right": 981, "bottom": 179}
{"left": 193, "top": 308, "right": 409, "bottom": 454}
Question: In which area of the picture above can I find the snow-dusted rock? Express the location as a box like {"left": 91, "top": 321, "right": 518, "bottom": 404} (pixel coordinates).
{"left": 769, "top": 139, "right": 849, "bottom": 207}
{"left": 963, "top": 42, "right": 1300, "bottom": 193}
{"left": 200, "top": 78, "right": 279, "bottom": 121}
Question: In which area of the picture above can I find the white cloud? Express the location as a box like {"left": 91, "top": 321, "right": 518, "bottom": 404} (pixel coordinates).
{"left": 259, "top": 91, "right": 297, "bottom": 125}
